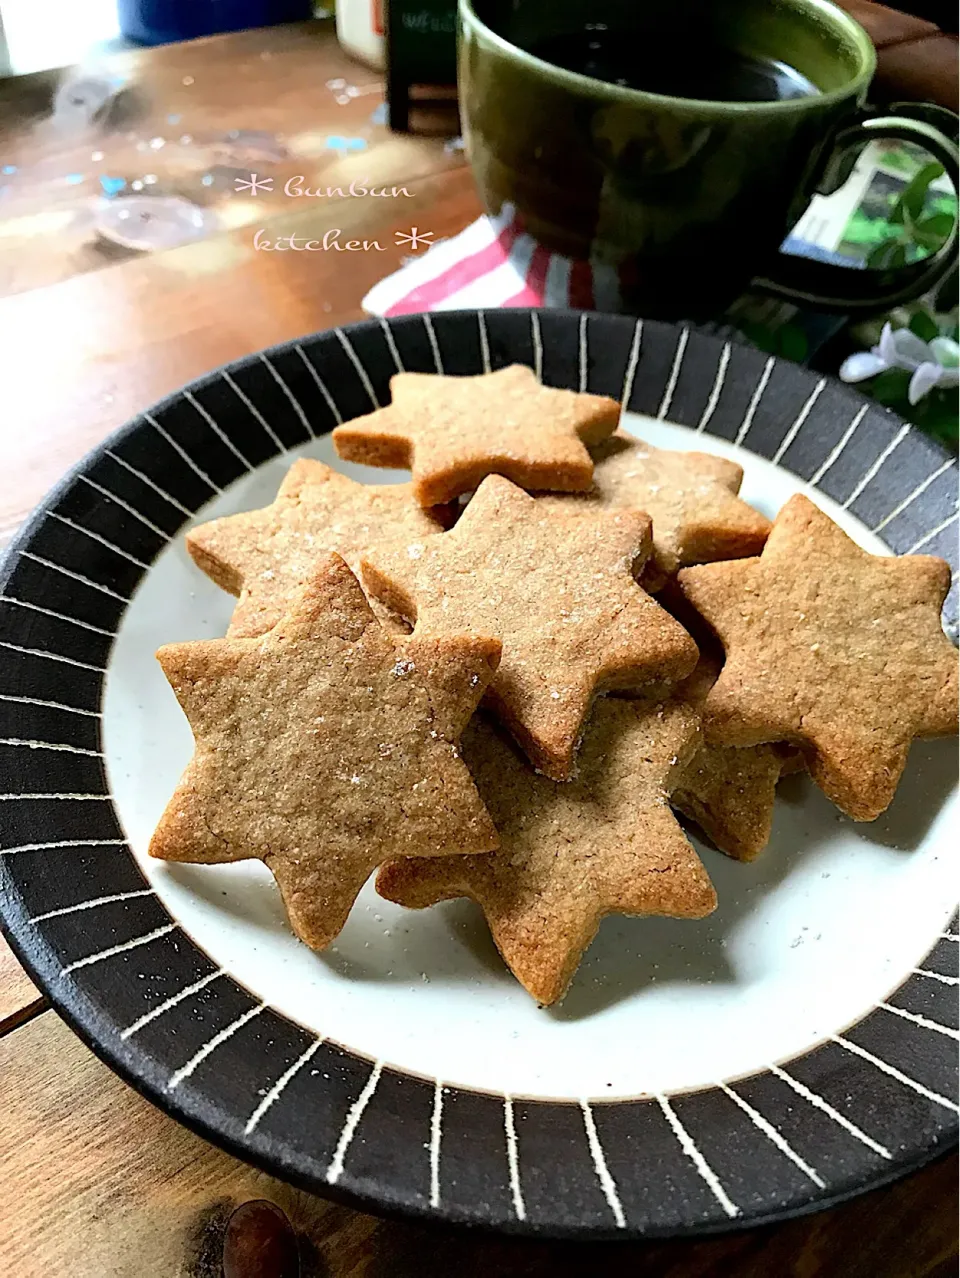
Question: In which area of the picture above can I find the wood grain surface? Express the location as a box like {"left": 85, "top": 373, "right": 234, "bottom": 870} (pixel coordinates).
{"left": 0, "top": 161, "right": 478, "bottom": 546}
{"left": 0, "top": 934, "right": 42, "bottom": 1034}
{"left": 0, "top": 19, "right": 956, "bottom": 1278}
{"left": 1, "top": 1014, "right": 956, "bottom": 1278}
{"left": 0, "top": 20, "right": 461, "bottom": 297}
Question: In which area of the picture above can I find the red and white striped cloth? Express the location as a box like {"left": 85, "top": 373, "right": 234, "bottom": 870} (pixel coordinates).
{"left": 363, "top": 205, "right": 632, "bottom": 316}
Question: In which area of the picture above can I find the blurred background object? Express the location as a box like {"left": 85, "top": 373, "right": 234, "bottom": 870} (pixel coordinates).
{"left": 0, "top": 0, "right": 321, "bottom": 71}
{"left": 117, "top": 0, "right": 315, "bottom": 45}
{"left": 374, "top": 0, "right": 958, "bottom": 130}
{"left": 0, "top": 0, "right": 121, "bottom": 75}
{"left": 0, "top": 17, "right": 462, "bottom": 297}
{"left": 0, "top": 10, "right": 10, "bottom": 77}
{"left": 0, "top": 0, "right": 953, "bottom": 446}
{"left": 336, "top": 0, "right": 385, "bottom": 69}
{"left": 835, "top": 0, "right": 959, "bottom": 111}
{"left": 385, "top": 0, "right": 456, "bottom": 131}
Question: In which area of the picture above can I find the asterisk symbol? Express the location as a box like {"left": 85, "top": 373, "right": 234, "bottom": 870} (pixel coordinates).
{"left": 233, "top": 172, "right": 274, "bottom": 196}
{"left": 395, "top": 227, "right": 435, "bottom": 251}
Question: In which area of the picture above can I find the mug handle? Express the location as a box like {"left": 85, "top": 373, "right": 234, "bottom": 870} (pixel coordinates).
{"left": 752, "top": 103, "right": 959, "bottom": 313}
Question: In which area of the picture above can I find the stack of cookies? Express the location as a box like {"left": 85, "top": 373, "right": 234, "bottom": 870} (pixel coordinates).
{"left": 151, "top": 364, "right": 959, "bottom": 1005}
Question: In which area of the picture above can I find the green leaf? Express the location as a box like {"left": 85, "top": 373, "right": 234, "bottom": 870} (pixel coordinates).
{"left": 900, "top": 161, "right": 945, "bottom": 221}
{"left": 868, "top": 368, "right": 911, "bottom": 406}
{"left": 735, "top": 321, "right": 774, "bottom": 354}
{"left": 926, "top": 421, "right": 959, "bottom": 451}
{"left": 867, "top": 241, "right": 908, "bottom": 270}
{"left": 842, "top": 212, "right": 900, "bottom": 247}
{"left": 916, "top": 211, "right": 956, "bottom": 240}
{"left": 778, "top": 326, "right": 809, "bottom": 363}
{"left": 909, "top": 311, "right": 939, "bottom": 342}
{"left": 912, "top": 231, "right": 943, "bottom": 254}
{"left": 876, "top": 147, "right": 913, "bottom": 175}
{"left": 930, "top": 193, "right": 959, "bottom": 218}
{"left": 866, "top": 241, "right": 896, "bottom": 269}
{"left": 910, "top": 391, "right": 959, "bottom": 449}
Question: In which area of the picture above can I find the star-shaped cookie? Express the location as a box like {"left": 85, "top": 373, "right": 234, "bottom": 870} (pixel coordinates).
{"left": 359, "top": 475, "right": 699, "bottom": 779}
{"left": 332, "top": 364, "right": 621, "bottom": 506}
{"left": 678, "top": 493, "right": 958, "bottom": 821}
{"left": 538, "top": 433, "right": 772, "bottom": 589}
{"left": 672, "top": 653, "right": 802, "bottom": 860}
{"left": 186, "top": 459, "right": 446, "bottom": 637}
{"left": 149, "top": 554, "right": 502, "bottom": 949}
{"left": 377, "top": 701, "right": 717, "bottom": 1005}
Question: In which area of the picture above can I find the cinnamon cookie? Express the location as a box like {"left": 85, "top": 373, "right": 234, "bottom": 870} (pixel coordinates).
{"left": 360, "top": 475, "right": 698, "bottom": 779}
{"left": 377, "top": 700, "right": 716, "bottom": 1005}
{"left": 186, "top": 459, "right": 445, "bottom": 637}
{"left": 672, "top": 653, "right": 802, "bottom": 860}
{"left": 678, "top": 494, "right": 958, "bottom": 821}
{"left": 538, "top": 433, "right": 771, "bottom": 589}
{"left": 333, "top": 364, "right": 620, "bottom": 506}
{"left": 150, "top": 554, "right": 501, "bottom": 949}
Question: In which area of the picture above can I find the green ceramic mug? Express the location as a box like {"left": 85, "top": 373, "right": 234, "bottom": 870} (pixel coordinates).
{"left": 458, "top": 0, "right": 959, "bottom": 319}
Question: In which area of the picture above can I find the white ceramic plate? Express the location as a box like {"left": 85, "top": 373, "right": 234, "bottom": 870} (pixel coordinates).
{"left": 1, "top": 310, "right": 956, "bottom": 1238}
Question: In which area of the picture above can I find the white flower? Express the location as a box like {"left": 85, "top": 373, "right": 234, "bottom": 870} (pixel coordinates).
{"left": 840, "top": 322, "right": 960, "bottom": 405}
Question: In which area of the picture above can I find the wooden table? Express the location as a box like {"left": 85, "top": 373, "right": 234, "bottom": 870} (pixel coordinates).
{"left": 0, "top": 20, "right": 956, "bottom": 1278}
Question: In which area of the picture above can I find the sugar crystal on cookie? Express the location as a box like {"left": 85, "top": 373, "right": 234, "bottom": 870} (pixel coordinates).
{"left": 333, "top": 364, "right": 620, "bottom": 506}
{"left": 360, "top": 475, "right": 698, "bottom": 779}
{"left": 149, "top": 554, "right": 502, "bottom": 950}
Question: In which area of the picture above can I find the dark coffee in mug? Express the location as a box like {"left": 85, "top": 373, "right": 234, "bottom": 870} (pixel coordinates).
{"left": 524, "top": 25, "right": 820, "bottom": 103}
{"left": 459, "top": 0, "right": 958, "bottom": 318}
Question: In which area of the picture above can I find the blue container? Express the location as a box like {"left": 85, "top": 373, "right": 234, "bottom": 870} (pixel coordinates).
{"left": 118, "top": 0, "right": 315, "bottom": 45}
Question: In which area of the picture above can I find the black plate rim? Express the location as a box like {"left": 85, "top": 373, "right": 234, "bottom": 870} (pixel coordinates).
{"left": 0, "top": 308, "right": 956, "bottom": 1240}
